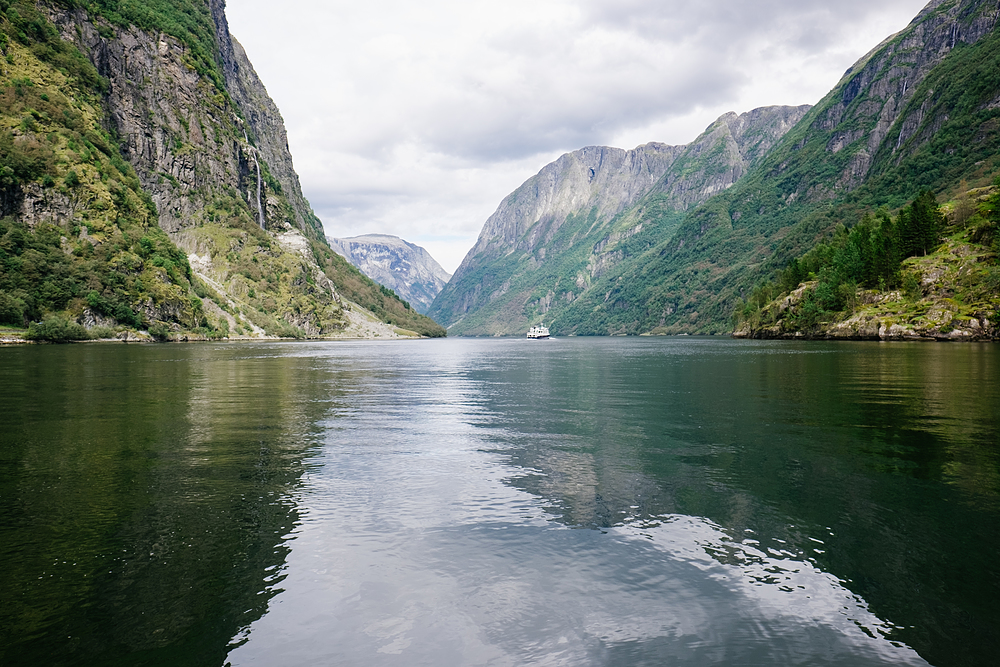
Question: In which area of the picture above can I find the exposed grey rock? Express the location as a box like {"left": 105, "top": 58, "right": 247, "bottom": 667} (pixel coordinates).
{"left": 17, "top": 183, "right": 75, "bottom": 230}
{"left": 328, "top": 234, "right": 452, "bottom": 314}
{"left": 209, "top": 0, "right": 322, "bottom": 239}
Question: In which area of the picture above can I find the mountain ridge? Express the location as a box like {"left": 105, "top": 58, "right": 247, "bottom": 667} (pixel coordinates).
{"left": 429, "top": 105, "right": 811, "bottom": 335}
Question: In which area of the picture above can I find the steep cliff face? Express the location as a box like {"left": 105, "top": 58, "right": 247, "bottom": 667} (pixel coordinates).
{"left": 37, "top": 3, "right": 349, "bottom": 337}
{"left": 327, "top": 234, "right": 451, "bottom": 314}
{"left": 209, "top": 0, "right": 320, "bottom": 241}
{"left": 429, "top": 106, "right": 809, "bottom": 335}
{"left": 0, "top": 0, "right": 442, "bottom": 339}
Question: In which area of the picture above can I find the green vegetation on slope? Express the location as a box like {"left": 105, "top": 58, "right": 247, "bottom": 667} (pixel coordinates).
{"left": 545, "top": 3, "right": 1000, "bottom": 335}
{"left": 735, "top": 184, "right": 1000, "bottom": 336}
{"left": 0, "top": 0, "right": 211, "bottom": 339}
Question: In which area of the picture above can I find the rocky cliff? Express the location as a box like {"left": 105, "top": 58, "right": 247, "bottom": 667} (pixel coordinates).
{"left": 327, "top": 234, "right": 451, "bottom": 314}
{"left": 429, "top": 106, "right": 810, "bottom": 335}
{"left": 209, "top": 0, "right": 320, "bottom": 241}
{"left": 0, "top": 0, "right": 443, "bottom": 339}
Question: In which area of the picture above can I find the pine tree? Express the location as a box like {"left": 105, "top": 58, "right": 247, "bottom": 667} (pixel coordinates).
{"left": 897, "top": 191, "right": 942, "bottom": 258}
{"left": 870, "top": 211, "right": 900, "bottom": 288}
{"left": 911, "top": 190, "right": 942, "bottom": 256}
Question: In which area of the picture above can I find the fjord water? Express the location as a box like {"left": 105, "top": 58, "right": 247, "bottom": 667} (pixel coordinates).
{"left": 1, "top": 339, "right": 998, "bottom": 666}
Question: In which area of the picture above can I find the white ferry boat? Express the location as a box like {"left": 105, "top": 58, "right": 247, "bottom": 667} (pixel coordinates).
{"left": 527, "top": 324, "right": 550, "bottom": 339}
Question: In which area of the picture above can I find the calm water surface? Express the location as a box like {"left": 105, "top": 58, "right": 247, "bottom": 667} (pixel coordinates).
{"left": 1, "top": 338, "right": 998, "bottom": 666}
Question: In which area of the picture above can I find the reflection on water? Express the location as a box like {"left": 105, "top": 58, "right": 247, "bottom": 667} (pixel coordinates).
{"left": 0, "top": 343, "right": 332, "bottom": 665}
{"left": 1, "top": 339, "right": 998, "bottom": 666}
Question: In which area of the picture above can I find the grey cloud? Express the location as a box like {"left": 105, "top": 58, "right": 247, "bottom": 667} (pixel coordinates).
{"left": 413, "top": 66, "right": 744, "bottom": 162}
{"left": 581, "top": 0, "right": 927, "bottom": 47}
{"left": 325, "top": 0, "right": 925, "bottom": 165}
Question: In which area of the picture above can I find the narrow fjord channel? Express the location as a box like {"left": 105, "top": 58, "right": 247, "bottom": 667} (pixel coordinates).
{"left": 1, "top": 338, "right": 998, "bottom": 666}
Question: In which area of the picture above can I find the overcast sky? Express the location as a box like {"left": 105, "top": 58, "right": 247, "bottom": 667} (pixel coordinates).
{"left": 226, "top": 0, "right": 930, "bottom": 273}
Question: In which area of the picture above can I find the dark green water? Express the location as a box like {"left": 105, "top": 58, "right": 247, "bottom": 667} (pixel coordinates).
{"left": 0, "top": 338, "right": 997, "bottom": 666}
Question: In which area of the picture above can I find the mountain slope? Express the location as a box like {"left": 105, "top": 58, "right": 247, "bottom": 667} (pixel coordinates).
{"left": 550, "top": 0, "right": 1000, "bottom": 335}
{"left": 430, "top": 105, "right": 810, "bottom": 335}
{"left": 327, "top": 234, "right": 451, "bottom": 314}
{"left": 0, "top": 0, "right": 205, "bottom": 339}
{"left": 0, "top": 0, "right": 444, "bottom": 339}
{"left": 733, "top": 182, "right": 1000, "bottom": 341}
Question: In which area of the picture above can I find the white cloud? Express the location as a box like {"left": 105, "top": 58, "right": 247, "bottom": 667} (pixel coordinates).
{"left": 226, "top": 0, "right": 929, "bottom": 273}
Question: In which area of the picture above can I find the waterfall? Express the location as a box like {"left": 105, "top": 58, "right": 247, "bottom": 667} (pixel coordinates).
{"left": 243, "top": 128, "right": 265, "bottom": 230}
{"left": 895, "top": 80, "right": 908, "bottom": 151}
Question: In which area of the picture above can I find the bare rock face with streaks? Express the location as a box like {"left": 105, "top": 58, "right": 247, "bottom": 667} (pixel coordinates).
{"left": 34, "top": 1, "right": 368, "bottom": 337}
{"left": 799, "top": 0, "right": 1000, "bottom": 196}
{"left": 327, "top": 234, "right": 452, "bottom": 314}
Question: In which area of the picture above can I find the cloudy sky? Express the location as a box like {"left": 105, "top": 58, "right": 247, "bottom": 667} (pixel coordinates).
{"left": 226, "top": 0, "right": 930, "bottom": 273}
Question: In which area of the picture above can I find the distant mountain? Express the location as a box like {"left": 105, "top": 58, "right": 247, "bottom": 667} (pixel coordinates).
{"left": 429, "top": 106, "right": 810, "bottom": 335}
{"left": 327, "top": 235, "right": 452, "bottom": 314}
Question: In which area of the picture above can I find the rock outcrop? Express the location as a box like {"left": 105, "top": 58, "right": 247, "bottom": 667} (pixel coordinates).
{"left": 733, "top": 236, "right": 1000, "bottom": 341}
{"left": 327, "top": 234, "right": 451, "bottom": 314}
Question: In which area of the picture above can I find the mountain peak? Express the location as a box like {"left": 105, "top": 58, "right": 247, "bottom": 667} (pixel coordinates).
{"left": 328, "top": 235, "right": 452, "bottom": 314}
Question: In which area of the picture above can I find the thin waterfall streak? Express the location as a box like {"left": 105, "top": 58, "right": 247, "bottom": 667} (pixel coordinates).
{"left": 243, "top": 127, "right": 265, "bottom": 229}
{"left": 254, "top": 157, "right": 264, "bottom": 229}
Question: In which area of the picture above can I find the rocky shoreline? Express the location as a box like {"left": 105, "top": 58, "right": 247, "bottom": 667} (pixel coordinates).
{"left": 733, "top": 321, "right": 998, "bottom": 342}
